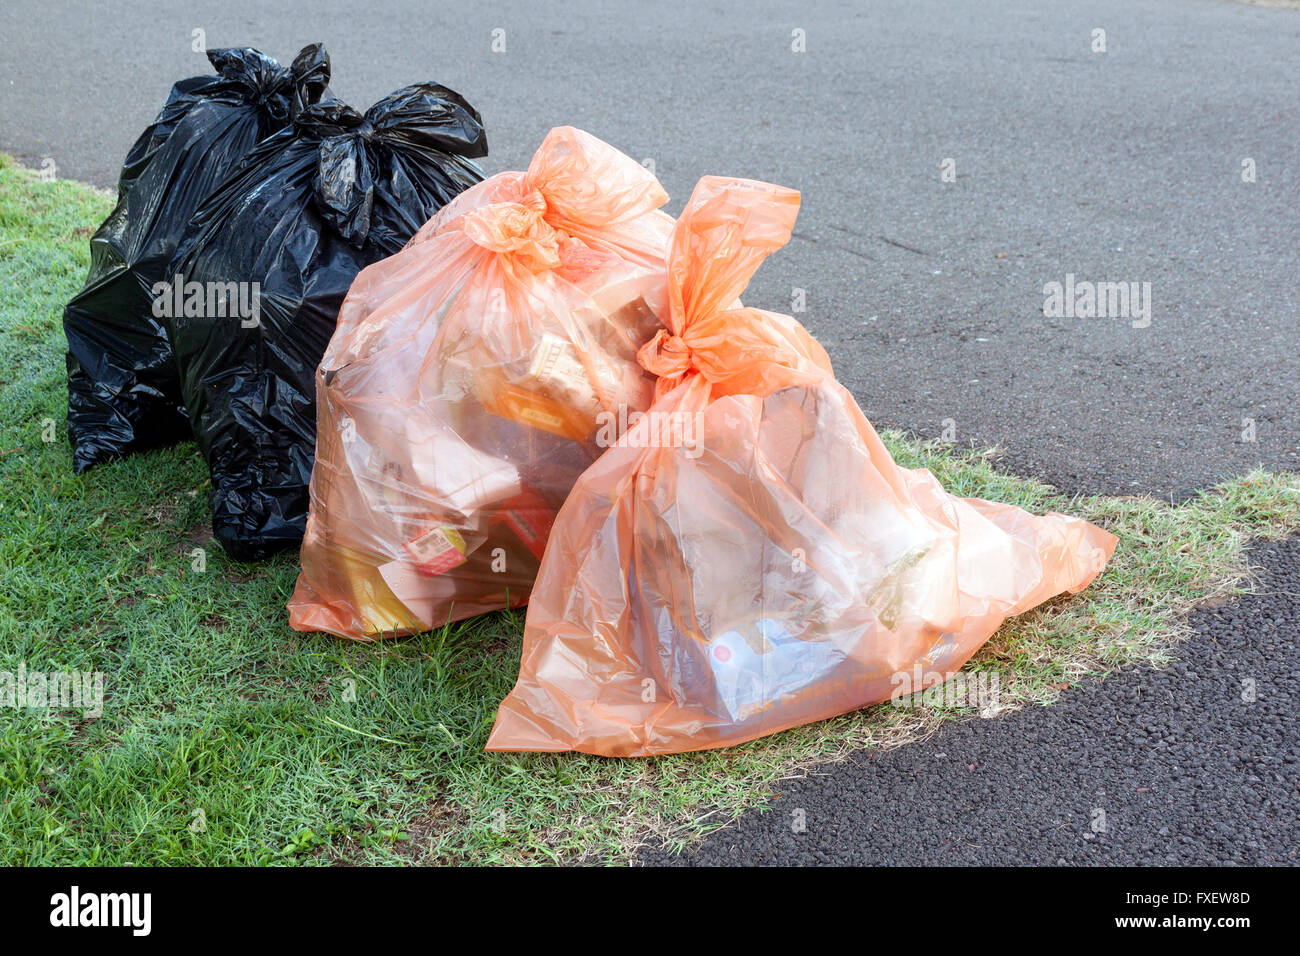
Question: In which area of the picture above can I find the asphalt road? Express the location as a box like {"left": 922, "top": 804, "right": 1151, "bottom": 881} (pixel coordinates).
{"left": 2, "top": 0, "right": 1297, "bottom": 865}
{"left": 3, "top": 0, "right": 1297, "bottom": 498}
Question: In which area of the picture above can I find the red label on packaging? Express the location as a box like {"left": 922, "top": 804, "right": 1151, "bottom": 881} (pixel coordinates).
{"left": 496, "top": 488, "right": 555, "bottom": 560}
{"left": 404, "top": 525, "right": 468, "bottom": 577}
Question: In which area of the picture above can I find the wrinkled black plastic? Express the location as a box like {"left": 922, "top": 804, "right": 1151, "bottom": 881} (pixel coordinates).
{"left": 63, "top": 44, "right": 331, "bottom": 473}
{"left": 167, "top": 85, "right": 488, "bottom": 561}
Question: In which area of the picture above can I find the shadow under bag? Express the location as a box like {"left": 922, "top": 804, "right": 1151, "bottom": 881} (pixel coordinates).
{"left": 63, "top": 44, "right": 331, "bottom": 473}
{"left": 166, "top": 85, "right": 488, "bottom": 561}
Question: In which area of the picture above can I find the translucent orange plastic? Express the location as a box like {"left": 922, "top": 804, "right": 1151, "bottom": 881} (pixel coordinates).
{"left": 487, "top": 176, "right": 1118, "bottom": 756}
{"left": 288, "top": 127, "right": 674, "bottom": 639}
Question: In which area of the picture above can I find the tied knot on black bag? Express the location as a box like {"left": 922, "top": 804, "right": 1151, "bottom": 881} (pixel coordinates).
{"left": 207, "top": 47, "right": 285, "bottom": 94}
{"left": 207, "top": 44, "right": 330, "bottom": 120}
{"left": 287, "top": 42, "right": 330, "bottom": 116}
{"left": 198, "top": 44, "right": 332, "bottom": 125}
{"left": 306, "top": 84, "right": 487, "bottom": 249}
{"left": 303, "top": 102, "right": 378, "bottom": 248}
{"left": 316, "top": 130, "right": 376, "bottom": 248}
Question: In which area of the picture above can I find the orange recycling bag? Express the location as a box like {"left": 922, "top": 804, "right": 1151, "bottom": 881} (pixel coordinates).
{"left": 487, "top": 176, "right": 1118, "bottom": 757}
{"left": 288, "top": 127, "right": 674, "bottom": 639}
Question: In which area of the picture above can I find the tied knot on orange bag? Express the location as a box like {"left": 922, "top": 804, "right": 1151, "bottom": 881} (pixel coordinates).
{"left": 637, "top": 329, "right": 695, "bottom": 380}
{"left": 457, "top": 127, "right": 670, "bottom": 276}
{"left": 635, "top": 176, "right": 835, "bottom": 402}
{"left": 461, "top": 190, "right": 562, "bottom": 271}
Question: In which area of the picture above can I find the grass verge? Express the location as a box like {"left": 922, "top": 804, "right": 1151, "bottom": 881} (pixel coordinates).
{"left": 1, "top": 154, "right": 1296, "bottom": 865}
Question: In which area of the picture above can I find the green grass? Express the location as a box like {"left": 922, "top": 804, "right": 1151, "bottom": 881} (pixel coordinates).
{"left": 1, "top": 153, "right": 1297, "bottom": 865}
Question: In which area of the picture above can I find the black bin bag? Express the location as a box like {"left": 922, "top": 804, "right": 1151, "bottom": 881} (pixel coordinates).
{"left": 167, "top": 85, "right": 488, "bottom": 561}
{"left": 63, "top": 44, "right": 331, "bottom": 473}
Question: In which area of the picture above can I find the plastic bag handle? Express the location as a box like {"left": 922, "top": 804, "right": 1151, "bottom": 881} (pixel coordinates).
{"left": 288, "top": 43, "right": 331, "bottom": 116}
{"left": 205, "top": 47, "right": 291, "bottom": 97}
{"left": 638, "top": 176, "right": 832, "bottom": 399}
{"left": 203, "top": 44, "right": 331, "bottom": 124}
{"left": 522, "top": 126, "right": 668, "bottom": 229}
{"left": 363, "top": 83, "right": 488, "bottom": 158}
{"left": 309, "top": 83, "right": 486, "bottom": 246}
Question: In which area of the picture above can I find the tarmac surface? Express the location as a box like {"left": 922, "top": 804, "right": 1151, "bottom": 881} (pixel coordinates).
{"left": 1, "top": 0, "right": 1296, "bottom": 865}
{"left": 2, "top": 0, "right": 1296, "bottom": 498}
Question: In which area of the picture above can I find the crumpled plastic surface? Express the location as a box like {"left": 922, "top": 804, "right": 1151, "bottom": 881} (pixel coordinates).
{"left": 166, "top": 84, "right": 488, "bottom": 561}
{"left": 63, "top": 44, "right": 331, "bottom": 473}
{"left": 288, "top": 127, "right": 674, "bottom": 639}
{"left": 487, "top": 176, "right": 1118, "bottom": 757}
